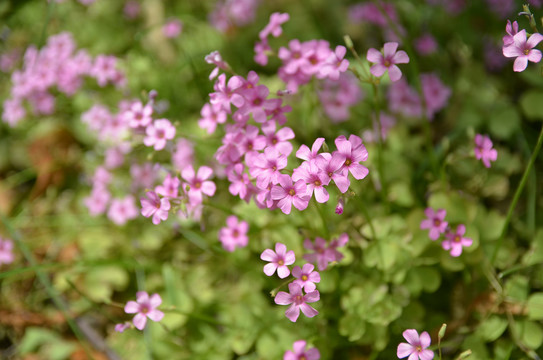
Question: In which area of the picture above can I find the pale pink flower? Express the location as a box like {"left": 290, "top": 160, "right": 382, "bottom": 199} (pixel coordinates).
{"left": 260, "top": 242, "right": 295, "bottom": 278}
{"left": 284, "top": 340, "right": 320, "bottom": 360}
{"left": 143, "top": 119, "right": 176, "bottom": 151}
{"left": 397, "top": 329, "right": 434, "bottom": 360}
{"left": 271, "top": 174, "right": 310, "bottom": 214}
{"left": 420, "top": 208, "right": 448, "bottom": 241}
{"left": 259, "top": 12, "right": 290, "bottom": 39}
{"left": 503, "top": 20, "right": 519, "bottom": 46}
{"left": 474, "top": 134, "right": 498, "bottom": 168}
{"left": 124, "top": 101, "right": 153, "bottom": 128}
{"left": 334, "top": 135, "right": 369, "bottom": 180}
{"left": 219, "top": 215, "right": 249, "bottom": 252}
{"left": 296, "top": 138, "right": 325, "bottom": 163}
{"left": 107, "top": 196, "right": 138, "bottom": 225}
{"left": 366, "top": 42, "right": 409, "bottom": 82}
{"left": 503, "top": 29, "right": 543, "bottom": 72}
{"left": 181, "top": 165, "right": 216, "bottom": 202}
{"left": 0, "top": 237, "right": 14, "bottom": 265}
{"left": 124, "top": 291, "right": 164, "bottom": 330}
{"left": 442, "top": 224, "right": 472, "bottom": 257}
{"left": 274, "top": 283, "right": 319, "bottom": 322}
{"left": 114, "top": 322, "right": 131, "bottom": 333}
{"left": 292, "top": 264, "right": 321, "bottom": 292}
{"left": 162, "top": 19, "right": 183, "bottom": 38}
{"left": 140, "top": 191, "right": 170, "bottom": 225}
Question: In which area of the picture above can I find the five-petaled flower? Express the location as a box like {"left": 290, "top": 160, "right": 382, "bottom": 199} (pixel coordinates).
{"left": 124, "top": 291, "right": 164, "bottom": 330}
{"left": 474, "top": 134, "right": 498, "bottom": 168}
{"left": 274, "top": 283, "right": 320, "bottom": 322}
{"left": 260, "top": 242, "right": 295, "bottom": 278}
{"left": 366, "top": 42, "right": 410, "bottom": 82}
{"left": 397, "top": 329, "right": 434, "bottom": 360}
{"left": 420, "top": 208, "right": 448, "bottom": 241}
{"left": 503, "top": 29, "right": 543, "bottom": 72}
{"left": 441, "top": 224, "right": 473, "bottom": 257}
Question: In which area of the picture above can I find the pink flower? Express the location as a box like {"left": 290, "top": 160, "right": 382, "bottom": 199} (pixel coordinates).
{"left": 274, "top": 283, "right": 319, "bottom": 322}
{"left": 162, "top": 19, "right": 183, "bottom": 38}
{"left": 181, "top": 165, "right": 216, "bottom": 202}
{"left": 271, "top": 174, "right": 310, "bottom": 214}
{"left": 315, "top": 152, "right": 350, "bottom": 193}
{"left": 124, "top": 101, "right": 153, "bottom": 128}
{"left": 474, "top": 134, "right": 498, "bottom": 168}
{"left": 334, "top": 135, "right": 369, "bottom": 180}
{"left": 397, "top": 329, "right": 434, "bottom": 360}
{"left": 296, "top": 138, "right": 325, "bottom": 163}
{"left": 303, "top": 237, "right": 329, "bottom": 271}
{"left": 140, "top": 191, "right": 170, "bottom": 225}
{"left": 124, "top": 291, "right": 164, "bottom": 330}
{"left": 292, "top": 264, "right": 321, "bottom": 292}
{"left": 284, "top": 340, "right": 320, "bottom": 360}
{"left": 366, "top": 42, "right": 410, "bottom": 82}
{"left": 114, "top": 322, "right": 131, "bottom": 333}
{"left": 415, "top": 34, "right": 438, "bottom": 56}
{"left": 292, "top": 162, "right": 330, "bottom": 203}
{"left": 260, "top": 242, "right": 295, "bottom": 278}
{"left": 335, "top": 198, "right": 344, "bottom": 214}
{"left": 107, "top": 196, "right": 138, "bottom": 225}
{"left": 143, "top": 119, "right": 176, "bottom": 151}
{"left": 442, "top": 224, "right": 473, "bottom": 257}
{"left": 198, "top": 103, "right": 227, "bottom": 134}
{"left": 155, "top": 173, "right": 180, "bottom": 198}
{"left": 420, "top": 73, "right": 451, "bottom": 120}
{"left": 250, "top": 147, "right": 288, "bottom": 189}
{"left": 503, "top": 30, "right": 543, "bottom": 72}
{"left": 84, "top": 187, "right": 110, "bottom": 216}
{"left": 259, "top": 12, "right": 290, "bottom": 40}
{"left": 420, "top": 208, "right": 448, "bottom": 241}
{"left": 0, "top": 237, "right": 14, "bottom": 265}
{"left": 219, "top": 216, "right": 249, "bottom": 252}
{"left": 503, "top": 20, "right": 519, "bottom": 46}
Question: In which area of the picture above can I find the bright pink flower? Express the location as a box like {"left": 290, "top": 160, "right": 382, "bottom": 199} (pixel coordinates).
{"left": 205, "top": 51, "right": 230, "bottom": 80}
{"left": 260, "top": 242, "right": 295, "bottom": 278}
{"left": 420, "top": 208, "right": 448, "bottom": 240}
{"left": 316, "top": 152, "right": 350, "bottom": 193}
{"left": 181, "top": 165, "right": 216, "bottom": 202}
{"left": 292, "top": 162, "right": 330, "bottom": 203}
{"left": 284, "top": 340, "right": 320, "bottom": 360}
{"left": 155, "top": 173, "right": 180, "bottom": 198}
{"left": 271, "top": 174, "right": 310, "bottom": 214}
{"left": 259, "top": 12, "right": 290, "bottom": 40}
{"left": 334, "top": 135, "right": 369, "bottom": 180}
{"left": 210, "top": 74, "right": 245, "bottom": 112}
{"left": 124, "top": 291, "right": 164, "bottom": 330}
{"left": 262, "top": 121, "right": 295, "bottom": 156}
{"left": 227, "top": 163, "right": 252, "bottom": 201}
{"left": 503, "top": 29, "right": 543, "bottom": 72}
{"left": 219, "top": 215, "right": 249, "bottom": 252}
{"left": 442, "top": 224, "right": 472, "bottom": 257}
{"left": 292, "top": 263, "right": 321, "bottom": 292}
{"left": 335, "top": 198, "right": 344, "bottom": 215}
{"left": 397, "top": 329, "right": 434, "bottom": 360}
{"left": 0, "top": 237, "right": 14, "bottom": 266}
{"left": 274, "top": 283, "right": 319, "bottom": 322}
{"left": 319, "top": 45, "right": 349, "bottom": 80}
{"left": 503, "top": 20, "right": 519, "bottom": 46}
{"left": 238, "top": 84, "right": 275, "bottom": 123}
{"left": 366, "top": 42, "right": 409, "bottom": 82}
{"left": 143, "top": 119, "right": 176, "bottom": 151}
{"left": 474, "top": 134, "right": 498, "bottom": 168}
{"left": 250, "top": 147, "right": 287, "bottom": 189}
{"left": 140, "top": 191, "right": 170, "bottom": 225}
{"left": 296, "top": 138, "right": 325, "bottom": 163}
{"left": 107, "top": 196, "right": 138, "bottom": 225}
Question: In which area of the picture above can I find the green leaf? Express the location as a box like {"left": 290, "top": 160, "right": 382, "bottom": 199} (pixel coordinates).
{"left": 476, "top": 315, "right": 508, "bottom": 342}
{"left": 513, "top": 320, "right": 543, "bottom": 349}
{"left": 339, "top": 314, "right": 366, "bottom": 341}
{"left": 504, "top": 275, "right": 529, "bottom": 302}
{"left": 520, "top": 90, "right": 543, "bottom": 121}
{"left": 527, "top": 293, "right": 543, "bottom": 320}
{"left": 488, "top": 106, "right": 520, "bottom": 138}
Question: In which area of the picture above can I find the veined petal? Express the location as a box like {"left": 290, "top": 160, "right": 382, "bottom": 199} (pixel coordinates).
{"left": 527, "top": 32, "right": 543, "bottom": 48}
{"left": 274, "top": 291, "right": 292, "bottom": 305}
{"left": 370, "top": 64, "right": 387, "bottom": 77}
{"left": 383, "top": 42, "right": 399, "bottom": 58}
{"left": 366, "top": 48, "right": 383, "bottom": 63}
{"left": 393, "top": 50, "right": 410, "bottom": 64}
{"left": 299, "top": 303, "right": 318, "bottom": 318}
{"left": 263, "top": 262, "right": 278, "bottom": 276}
{"left": 397, "top": 343, "right": 415, "bottom": 358}
{"left": 403, "top": 329, "right": 421, "bottom": 345}
{"left": 388, "top": 65, "right": 403, "bottom": 82}
{"left": 147, "top": 309, "right": 164, "bottom": 322}
{"left": 285, "top": 304, "right": 300, "bottom": 322}
{"left": 260, "top": 249, "right": 276, "bottom": 261}
{"left": 419, "top": 331, "right": 432, "bottom": 348}
{"left": 132, "top": 313, "right": 147, "bottom": 330}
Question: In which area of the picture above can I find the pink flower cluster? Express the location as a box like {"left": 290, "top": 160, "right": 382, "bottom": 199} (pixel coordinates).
{"left": 261, "top": 235, "right": 347, "bottom": 322}
{"left": 502, "top": 20, "right": 543, "bottom": 72}
{"left": 284, "top": 340, "right": 320, "bottom": 360}
{"left": 201, "top": 56, "right": 369, "bottom": 215}
{"left": 420, "top": 208, "right": 472, "bottom": 257}
{"left": 117, "top": 291, "right": 164, "bottom": 331}
{"left": 388, "top": 73, "right": 450, "bottom": 120}
{"left": 2, "top": 32, "right": 125, "bottom": 126}
{"left": 474, "top": 134, "right": 498, "bottom": 168}
{"left": 254, "top": 12, "right": 290, "bottom": 66}
{"left": 278, "top": 40, "right": 350, "bottom": 93}
{"left": 0, "top": 237, "right": 14, "bottom": 266}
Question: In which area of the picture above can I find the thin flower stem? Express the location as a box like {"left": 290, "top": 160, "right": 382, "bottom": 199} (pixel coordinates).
{"left": 313, "top": 201, "right": 330, "bottom": 239}
{"left": 371, "top": 83, "right": 389, "bottom": 209}
{"left": 270, "top": 278, "right": 292, "bottom": 297}
{"left": 490, "top": 122, "right": 543, "bottom": 265}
